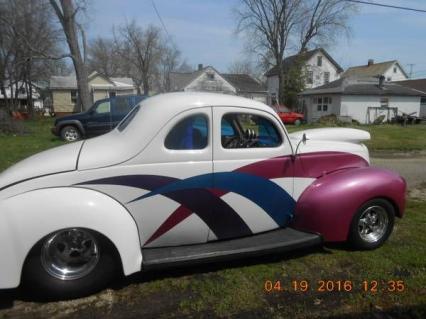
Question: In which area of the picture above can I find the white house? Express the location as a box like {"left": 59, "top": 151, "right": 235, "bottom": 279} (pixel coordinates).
{"left": 299, "top": 77, "right": 423, "bottom": 124}
{"left": 49, "top": 71, "right": 136, "bottom": 115}
{"left": 265, "top": 48, "right": 344, "bottom": 105}
{"left": 169, "top": 65, "right": 267, "bottom": 103}
{"left": 394, "top": 78, "right": 426, "bottom": 118}
{"left": 343, "top": 60, "right": 408, "bottom": 82}
{"left": 0, "top": 81, "right": 43, "bottom": 110}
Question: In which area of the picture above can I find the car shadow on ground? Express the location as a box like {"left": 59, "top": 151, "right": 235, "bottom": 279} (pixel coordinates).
{"left": 0, "top": 243, "right": 344, "bottom": 307}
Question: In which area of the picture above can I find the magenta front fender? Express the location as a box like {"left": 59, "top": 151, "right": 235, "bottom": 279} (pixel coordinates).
{"left": 291, "top": 167, "right": 406, "bottom": 242}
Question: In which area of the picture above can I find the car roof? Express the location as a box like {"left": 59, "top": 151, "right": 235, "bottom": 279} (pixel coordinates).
{"left": 78, "top": 92, "right": 276, "bottom": 170}
{"left": 139, "top": 92, "right": 272, "bottom": 114}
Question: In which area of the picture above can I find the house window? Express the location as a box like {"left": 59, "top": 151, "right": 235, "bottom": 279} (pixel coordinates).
{"left": 324, "top": 72, "right": 330, "bottom": 83}
{"left": 207, "top": 73, "right": 214, "bottom": 80}
{"left": 109, "top": 91, "right": 116, "bottom": 98}
{"left": 71, "top": 90, "right": 78, "bottom": 104}
{"left": 316, "top": 96, "right": 331, "bottom": 111}
{"left": 380, "top": 97, "right": 389, "bottom": 107}
{"left": 393, "top": 67, "right": 397, "bottom": 73}
{"left": 307, "top": 71, "right": 313, "bottom": 84}
{"left": 317, "top": 56, "right": 322, "bottom": 66}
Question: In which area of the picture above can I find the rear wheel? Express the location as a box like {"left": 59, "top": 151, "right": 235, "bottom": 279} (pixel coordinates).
{"left": 60, "top": 125, "right": 81, "bottom": 142}
{"left": 349, "top": 199, "right": 395, "bottom": 250}
{"left": 23, "top": 228, "right": 119, "bottom": 299}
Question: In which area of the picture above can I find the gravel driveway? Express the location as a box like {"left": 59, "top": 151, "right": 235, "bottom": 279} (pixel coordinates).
{"left": 371, "top": 153, "right": 426, "bottom": 189}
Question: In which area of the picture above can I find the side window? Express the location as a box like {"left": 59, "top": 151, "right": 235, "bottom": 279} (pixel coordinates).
{"left": 165, "top": 114, "right": 208, "bottom": 150}
{"left": 221, "top": 113, "right": 282, "bottom": 149}
{"left": 95, "top": 101, "right": 111, "bottom": 114}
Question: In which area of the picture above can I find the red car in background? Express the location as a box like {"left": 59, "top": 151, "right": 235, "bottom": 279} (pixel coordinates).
{"left": 272, "top": 104, "right": 304, "bottom": 125}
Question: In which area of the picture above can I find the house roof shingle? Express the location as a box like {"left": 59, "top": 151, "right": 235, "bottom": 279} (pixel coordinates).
{"left": 221, "top": 73, "right": 266, "bottom": 93}
{"left": 393, "top": 79, "right": 426, "bottom": 95}
{"left": 169, "top": 66, "right": 266, "bottom": 93}
{"left": 342, "top": 60, "right": 408, "bottom": 78}
{"left": 265, "top": 48, "right": 344, "bottom": 77}
{"left": 50, "top": 74, "right": 134, "bottom": 90}
{"left": 300, "top": 76, "right": 424, "bottom": 97}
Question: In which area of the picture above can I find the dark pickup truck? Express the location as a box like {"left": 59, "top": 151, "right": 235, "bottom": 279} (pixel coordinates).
{"left": 52, "top": 95, "right": 146, "bottom": 141}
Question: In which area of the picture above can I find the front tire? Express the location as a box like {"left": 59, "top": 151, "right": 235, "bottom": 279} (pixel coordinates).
{"left": 60, "top": 125, "right": 81, "bottom": 142}
{"left": 349, "top": 198, "right": 395, "bottom": 250}
{"left": 23, "top": 228, "right": 119, "bottom": 299}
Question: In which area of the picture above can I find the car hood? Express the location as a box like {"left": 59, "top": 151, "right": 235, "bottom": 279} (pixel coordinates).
{"left": 289, "top": 128, "right": 371, "bottom": 162}
{"left": 0, "top": 141, "right": 83, "bottom": 190}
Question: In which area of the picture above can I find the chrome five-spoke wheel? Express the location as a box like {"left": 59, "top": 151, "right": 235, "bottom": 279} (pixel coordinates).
{"left": 349, "top": 198, "right": 395, "bottom": 250}
{"left": 23, "top": 228, "right": 118, "bottom": 299}
{"left": 41, "top": 228, "right": 100, "bottom": 281}
{"left": 357, "top": 206, "right": 389, "bottom": 243}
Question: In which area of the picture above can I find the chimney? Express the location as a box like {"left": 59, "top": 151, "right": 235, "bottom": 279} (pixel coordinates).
{"left": 198, "top": 64, "right": 203, "bottom": 71}
{"left": 379, "top": 75, "right": 385, "bottom": 89}
{"left": 368, "top": 59, "right": 374, "bottom": 66}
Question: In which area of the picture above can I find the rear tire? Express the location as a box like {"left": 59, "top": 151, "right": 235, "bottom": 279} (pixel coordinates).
{"left": 23, "top": 228, "right": 119, "bottom": 299}
{"left": 60, "top": 125, "right": 81, "bottom": 142}
{"left": 349, "top": 198, "right": 395, "bottom": 250}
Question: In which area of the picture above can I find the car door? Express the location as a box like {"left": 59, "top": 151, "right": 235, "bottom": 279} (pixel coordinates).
{"left": 210, "top": 106, "right": 295, "bottom": 241}
{"left": 123, "top": 107, "right": 213, "bottom": 248}
{"left": 86, "top": 99, "right": 113, "bottom": 136}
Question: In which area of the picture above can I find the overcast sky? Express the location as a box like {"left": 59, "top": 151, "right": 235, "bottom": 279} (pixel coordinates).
{"left": 86, "top": 0, "right": 426, "bottom": 78}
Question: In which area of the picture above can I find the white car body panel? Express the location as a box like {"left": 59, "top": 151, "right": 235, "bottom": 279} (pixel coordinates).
{"left": 0, "top": 92, "right": 374, "bottom": 289}
{"left": 0, "top": 187, "right": 141, "bottom": 288}
{"left": 0, "top": 141, "right": 83, "bottom": 190}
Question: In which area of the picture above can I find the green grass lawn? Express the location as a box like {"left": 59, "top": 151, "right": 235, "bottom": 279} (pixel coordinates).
{"left": 0, "top": 119, "right": 425, "bottom": 318}
{"left": 0, "top": 119, "right": 65, "bottom": 172}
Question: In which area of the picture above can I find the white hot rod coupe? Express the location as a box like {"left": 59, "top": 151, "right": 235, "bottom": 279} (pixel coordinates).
{"left": 0, "top": 93, "right": 406, "bottom": 298}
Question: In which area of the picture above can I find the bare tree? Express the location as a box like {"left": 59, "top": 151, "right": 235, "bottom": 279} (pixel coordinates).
{"left": 235, "top": 0, "right": 303, "bottom": 104}
{"left": 159, "top": 42, "right": 180, "bottom": 92}
{"left": 235, "top": 0, "right": 355, "bottom": 104}
{"left": 88, "top": 37, "right": 122, "bottom": 77}
{"left": 176, "top": 60, "right": 193, "bottom": 73}
{"left": 298, "top": 0, "right": 355, "bottom": 52}
{"left": 0, "top": 0, "right": 65, "bottom": 115}
{"left": 49, "top": 0, "right": 91, "bottom": 111}
{"left": 115, "top": 21, "right": 162, "bottom": 95}
{"left": 227, "top": 59, "right": 264, "bottom": 81}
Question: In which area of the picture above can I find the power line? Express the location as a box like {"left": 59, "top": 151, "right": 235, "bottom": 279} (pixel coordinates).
{"left": 151, "top": 0, "right": 170, "bottom": 38}
{"left": 346, "top": 0, "right": 426, "bottom": 13}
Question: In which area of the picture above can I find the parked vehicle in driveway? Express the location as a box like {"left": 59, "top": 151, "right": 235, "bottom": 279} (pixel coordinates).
{"left": 51, "top": 95, "right": 146, "bottom": 141}
{"left": 272, "top": 104, "right": 305, "bottom": 125}
{"left": 0, "top": 92, "right": 406, "bottom": 298}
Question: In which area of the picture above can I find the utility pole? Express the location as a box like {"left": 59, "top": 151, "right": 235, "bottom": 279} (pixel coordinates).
{"left": 407, "top": 64, "right": 415, "bottom": 78}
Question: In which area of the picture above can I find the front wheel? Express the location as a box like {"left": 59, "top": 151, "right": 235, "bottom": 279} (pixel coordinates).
{"left": 349, "top": 198, "right": 395, "bottom": 250}
{"left": 60, "top": 125, "right": 81, "bottom": 142}
{"left": 23, "top": 228, "right": 119, "bottom": 299}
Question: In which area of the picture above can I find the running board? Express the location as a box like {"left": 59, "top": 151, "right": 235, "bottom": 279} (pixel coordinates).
{"left": 142, "top": 227, "right": 322, "bottom": 270}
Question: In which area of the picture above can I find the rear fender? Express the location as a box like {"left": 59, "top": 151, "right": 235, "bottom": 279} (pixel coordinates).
{"left": 291, "top": 167, "right": 406, "bottom": 242}
{"left": 0, "top": 187, "right": 142, "bottom": 289}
